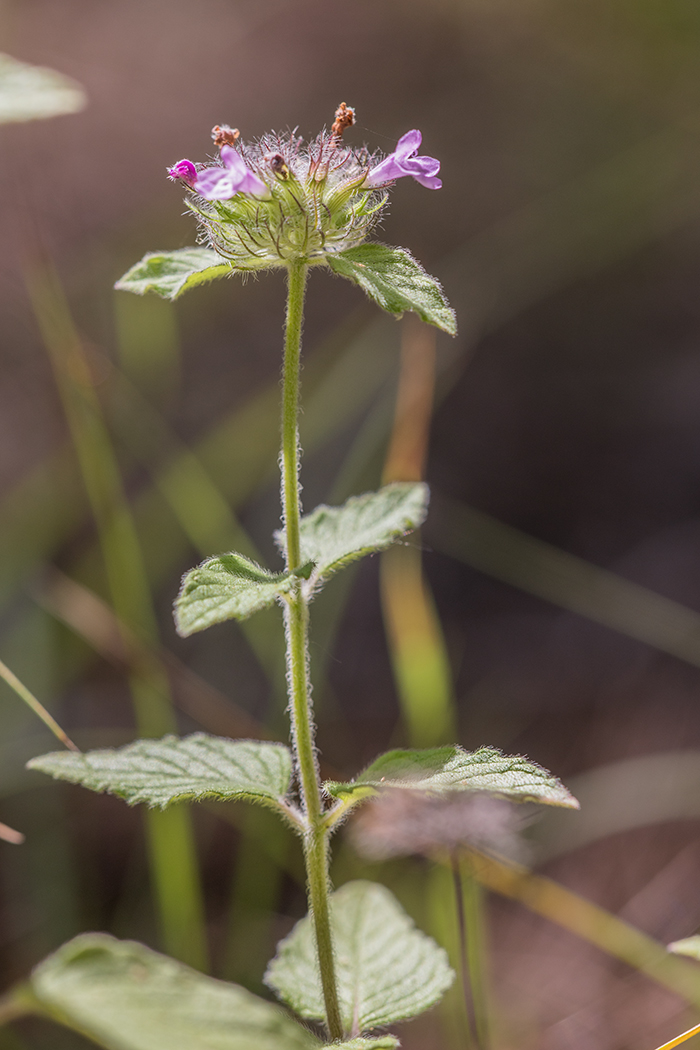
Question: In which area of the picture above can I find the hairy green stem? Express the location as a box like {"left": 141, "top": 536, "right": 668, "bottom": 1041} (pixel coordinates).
{"left": 281, "top": 261, "right": 343, "bottom": 1041}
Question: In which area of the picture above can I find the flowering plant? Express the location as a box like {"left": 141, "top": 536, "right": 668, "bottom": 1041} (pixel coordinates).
{"left": 11, "top": 105, "right": 577, "bottom": 1050}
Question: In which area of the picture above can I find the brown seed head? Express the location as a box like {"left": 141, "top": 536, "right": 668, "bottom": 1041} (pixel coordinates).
{"left": 211, "top": 124, "right": 240, "bottom": 148}
{"left": 331, "top": 101, "right": 355, "bottom": 142}
{"left": 264, "top": 152, "right": 289, "bottom": 179}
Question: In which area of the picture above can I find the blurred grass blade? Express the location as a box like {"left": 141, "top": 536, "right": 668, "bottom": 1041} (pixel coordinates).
{"left": 0, "top": 657, "right": 78, "bottom": 752}
{"left": 459, "top": 859, "right": 492, "bottom": 1050}
{"left": 0, "top": 821, "right": 24, "bottom": 845}
{"left": 381, "top": 318, "right": 456, "bottom": 747}
{"left": 25, "top": 258, "right": 208, "bottom": 971}
{"left": 381, "top": 544, "right": 456, "bottom": 747}
{"left": 467, "top": 850, "right": 700, "bottom": 1010}
{"left": 433, "top": 498, "right": 700, "bottom": 671}
{"left": 653, "top": 1022, "right": 700, "bottom": 1049}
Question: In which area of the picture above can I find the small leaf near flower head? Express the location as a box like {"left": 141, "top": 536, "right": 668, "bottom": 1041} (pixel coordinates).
{"left": 195, "top": 145, "right": 268, "bottom": 200}
{"left": 115, "top": 248, "right": 232, "bottom": 300}
{"left": 365, "top": 130, "right": 441, "bottom": 190}
{"left": 327, "top": 243, "right": 456, "bottom": 335}
{"left": 167, "top": 159, "right": 197, "bottom": 188}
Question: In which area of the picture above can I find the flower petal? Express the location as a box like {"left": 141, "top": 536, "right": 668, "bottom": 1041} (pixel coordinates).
{"left": 393, "top": 129, "right": 422, "bottom": 160}
{"left": 167, "top": 159, "right": 197, "bottom": 187}
{"left": 413, "top": 172, "right": 442, "bottom": 189}
{"left": 364, "top": 129, "right": 441, "bottom": 191}
{"left": 195, "top": 167, "right": 238, "bottom": 200}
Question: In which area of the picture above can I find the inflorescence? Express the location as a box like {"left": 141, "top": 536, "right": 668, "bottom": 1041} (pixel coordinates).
{"left": 166, "top": 103, "right": 441, "bottom": 272}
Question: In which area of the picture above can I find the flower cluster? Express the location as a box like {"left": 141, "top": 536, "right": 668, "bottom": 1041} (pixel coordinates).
{"left": 166, "top": 106, "right": 441, "bottom": 271}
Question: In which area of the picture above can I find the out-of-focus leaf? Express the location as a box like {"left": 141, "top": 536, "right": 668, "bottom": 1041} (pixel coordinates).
{"left": 325, "top": 746, "right": 579, "bottom": 809}
{"left": 175, "top": 552, "right": 298, "bottom": 636}
{"left": 115, "top": 249, "right": 232, "bottom": 301}
{"left": 276, "top": 484, "right": 429, "bottom": 583}
{"left": 327, "top": 245, "right": 456, "bottom": 335}
{"left": 668, "top": 937, "right": 700, "bottom": 961}
{"left": 0, "top": 53, "right": 86, "bottom": 123}
{"left": 265, "top": 880, "right": 454, "bottom": 1031}
{"left": 28, "top": 735, "right": 292, "bottom": 811}
{"left": 29, "top": 933, "right": 317, "bottom": 1050}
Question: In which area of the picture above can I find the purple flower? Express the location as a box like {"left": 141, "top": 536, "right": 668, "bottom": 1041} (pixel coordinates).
{"left": 194, "top": 145, "right": 268, "bottom": 200}
{"left": 167, "top": 159, "right": 197, "bottom": 188}
{"left": 365, "top": 130, "right": 441, "bottom": 190}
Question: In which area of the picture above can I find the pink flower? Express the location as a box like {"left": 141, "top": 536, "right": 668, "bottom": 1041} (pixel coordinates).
{"left": 167, "top": 159, "right": 197, "bottom": 188}
{"left": 194, "top": 145, "right": 268, "bottom": 200}
{"left": 365, "top": 130, "right": 441, "bottom": 190}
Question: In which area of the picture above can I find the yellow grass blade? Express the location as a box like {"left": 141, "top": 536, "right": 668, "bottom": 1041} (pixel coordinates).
{"left": 653, "top": 1022, "right": 700, "bottom": 1049}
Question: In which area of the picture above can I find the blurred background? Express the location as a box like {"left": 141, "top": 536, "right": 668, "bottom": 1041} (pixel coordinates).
{"left": 5, "top": 0, "right": 700, "bottom": 1047}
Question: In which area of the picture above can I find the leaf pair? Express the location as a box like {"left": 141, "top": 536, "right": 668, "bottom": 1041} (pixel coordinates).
{"left": 22, "top": 880, "right": 450, "bottom": 1049}
{"left": 116, "top": 244, "right": 456, "bottom": 335}
{"left": 175, "top": 482, "right": 429, "bottom": 637}
{"left": 28, "top": 734, "right": 578, "bottom": 818}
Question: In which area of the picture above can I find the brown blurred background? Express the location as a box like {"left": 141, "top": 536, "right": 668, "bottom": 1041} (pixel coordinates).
{"left": 4, "top": 0, "right": 700, "bottom": 1047}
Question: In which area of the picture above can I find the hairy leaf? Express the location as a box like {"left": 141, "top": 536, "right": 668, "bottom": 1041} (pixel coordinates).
{"left": 276, "top": 483, "right": 429, "bottom": 583}
{"left": 325, "top": 746, "right": 579, "bottom": 809}
{"left": 324, "top": 1041, "right": 399, "bottom": 1049}
{"left": 265, "top": 880, "right": 454, "bottom": 1031}
{"left": 175, "top": 552, "right": 296, "bottom": 636}
{"left": 30, "top": 933, "right": 317, "bottom": 1050}
{"left": 115, "top": 248, "right": 232, "bottom": 301}
{"left": 0, "top": 52, "right": 86, "bottom": 123}
{"left": 28, "top": 734, "right": 292, "bottom": 810}
{"left": 327, "top": 244, "right": 456, "bottom": 335}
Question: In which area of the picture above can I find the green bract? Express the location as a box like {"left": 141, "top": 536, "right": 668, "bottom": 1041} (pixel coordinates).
{"left": 188, "top": 132, "right": 386, "bottom": 272}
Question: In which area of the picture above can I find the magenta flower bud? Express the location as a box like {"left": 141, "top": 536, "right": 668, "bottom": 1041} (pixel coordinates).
{"left": 365, "top": 130, "right": 441, "bottom": 190}
{"left": 167, "top": 159, "right": 197, "bottom": 188}
{"left": 194, "top": 145, "right": 268, "bottom": 200}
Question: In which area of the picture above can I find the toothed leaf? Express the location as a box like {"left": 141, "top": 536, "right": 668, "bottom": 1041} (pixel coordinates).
{"left": 115, "top": 248, "right": 232, "bottom": 301}
{"left": 325, "top": 746, "right": 579, "bottom": 809}
{"left": 28, "top": 735, "right": 293, "bottom": 811}
{"left": 265, "top": 880, "right": 454, "bottom": 1030}
{"left": 276, "top": 483, "right": 429, "bottom": 582}
{"left": 175, "top": 552, "right": 295, "bottom": 636}
{"left": 327, "top": 244, "right": 456, "bottom": 335}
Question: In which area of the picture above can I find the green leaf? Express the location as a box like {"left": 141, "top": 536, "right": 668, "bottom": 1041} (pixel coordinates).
{"left": 325, "top": 746, "right": 579, "bottom": 809}
{"left": 175, "top": 552, "right": 295, "bottom": 636}
{"left": 29, "top": 933, "right": 317, "bottom": 1050}
{"left": 0, "top": 53, "right": 86, "bottom": 124}
{"left": 276, "top": 483, "right": 429, "bottom": 583}
{"left": 27, "top": 734, "right": 293, "bottom": 811}
{"left": 324, "top": 1041, "right": 399, "bottom": 1049}
{"left": 265, "top": 880, "right": 454, "bottom": 1032}
{"left": 326, "top": 244, "right": 456, "bottom": 335}
{"left": 668, "top": 936, "right": 700, "bottom": 960}
{"left": 115, "top": 248, "right": 233, "bottom": 301}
